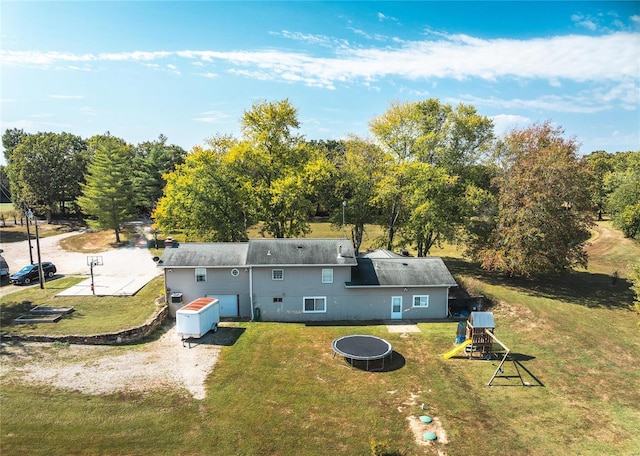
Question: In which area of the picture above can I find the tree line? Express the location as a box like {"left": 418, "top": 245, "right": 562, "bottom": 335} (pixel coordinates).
{"left": 2, "top": 98, "right": 638, "bottom": 277}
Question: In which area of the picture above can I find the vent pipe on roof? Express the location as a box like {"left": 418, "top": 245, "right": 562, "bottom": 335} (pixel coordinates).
{"left": 338, "top": 245, "right": 343, "bottom": 257}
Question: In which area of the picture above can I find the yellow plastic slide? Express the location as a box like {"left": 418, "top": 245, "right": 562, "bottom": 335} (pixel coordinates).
{"left": 442, "top": 339, "right": 472, "bottom": 359}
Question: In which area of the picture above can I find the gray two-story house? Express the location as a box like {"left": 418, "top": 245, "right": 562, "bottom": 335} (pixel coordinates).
{"left": 158, "top": 238, "right": 457, "bottom": 322}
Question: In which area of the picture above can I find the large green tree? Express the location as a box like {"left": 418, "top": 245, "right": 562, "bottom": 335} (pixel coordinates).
{"left": 2, "top": 128, "right": 28, "bottom": 162}
{"left": 6, "top": 132, "right": 88, "bottom": 222}
{"left": 584, "top": 150, "right": 615, "bottom": 220}
{"left": 227, "top": 99, "right": 329, "bottom": 238}
{"left": 605, "top": 151, "right": 640, "bottom": 239}
{"left": 77, "top": 134, "right": 137, "bottom": 243}
{"left": 331, "top": 137, "right": 389, "bottom": 254}
{"left": 153, "top": 146, "right": 253, "bottom": 242}
{"left": 132, "top": 134, "right": 187, "bottom": 215}
{"left": 399, "top": 163, "right": 462, "bottom": 257}
{"left": 478, "top": 122, "right": 594, "bottom": 276}
{"left": 369, "top": 98, "right": 494, "bottom": 254}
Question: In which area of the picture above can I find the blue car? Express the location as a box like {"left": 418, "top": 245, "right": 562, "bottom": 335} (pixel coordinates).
{"left": 9, "top": 262, "right": 57, "bottom": 285}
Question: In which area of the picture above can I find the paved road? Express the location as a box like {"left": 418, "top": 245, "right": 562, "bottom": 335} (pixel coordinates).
{"left": 0, "top": 230, "right": 162, "bottom": 298}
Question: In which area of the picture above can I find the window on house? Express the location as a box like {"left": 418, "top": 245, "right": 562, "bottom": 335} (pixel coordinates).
{"left": 322, "top": 268, "right": 333, "bottom": 284}
{"left": 195, "top": 268, "right": 207, "bottom": 282}
{"left": 303, "top": 296, "right": 326, "bottom": 313}
{"left": 273, "top": 297, "right": 283, "bottom": 303}
{"left": 272, "top": 269, "right": 284, "bottom": 280}
{"left": 413, "top": 295, "right": 429, "bottom": 307}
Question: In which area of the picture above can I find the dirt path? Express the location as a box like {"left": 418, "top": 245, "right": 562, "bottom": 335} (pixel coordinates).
{"left": 584, "top": 221, "right": 640, "bottom": 276}
{"left": 0, "top": 324, "right": 231, "bottom": 400}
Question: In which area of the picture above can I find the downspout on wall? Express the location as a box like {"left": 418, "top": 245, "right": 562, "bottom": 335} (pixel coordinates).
{"left": 249, "top": 266, "right": 254, "bottom": 321}
{"left": 446, "top": 286, "right": 450, "bottom": 318}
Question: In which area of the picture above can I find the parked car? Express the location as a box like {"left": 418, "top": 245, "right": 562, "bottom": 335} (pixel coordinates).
{"left": 9, "top": 262, "right": 57, "bottom": 285}
{"left": 0, "top": 253, "right": 9, "bottom": 282}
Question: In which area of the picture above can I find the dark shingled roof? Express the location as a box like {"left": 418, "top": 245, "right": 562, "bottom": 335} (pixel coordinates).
{"left": 246, "top": 238, "right": 357, "bottom": 266}
{"left": 159, "top": 243, "right": 249, "bottom": 268}
{"left": 159, "top": 239, "right": 357, "bottom": 268}
{"left": 348, "top": 254, "right": 457, "bottom": 287}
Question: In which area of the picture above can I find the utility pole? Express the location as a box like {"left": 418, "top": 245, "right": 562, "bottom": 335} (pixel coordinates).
{"left": 342, "top": 200, "right": 347, "bottom": 237}
{"left": 26, "top": 208, "right": 44, "bottom": 289}
{"left": 23, "top": 201, "right": 34, "bottom": 264}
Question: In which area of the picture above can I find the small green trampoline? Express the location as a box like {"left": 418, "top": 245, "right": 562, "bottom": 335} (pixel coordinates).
{"left": 423, "top": 431, "right": 437, "bottom": 441}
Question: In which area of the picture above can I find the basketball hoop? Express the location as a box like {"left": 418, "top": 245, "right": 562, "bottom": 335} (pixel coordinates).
{"left": 87, "top": 256, "right": 103, "bottom": 266}
{"left": 86, "top": 256, "right": 103, "bottom": 295}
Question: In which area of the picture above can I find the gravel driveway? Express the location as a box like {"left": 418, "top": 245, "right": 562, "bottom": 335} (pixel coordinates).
{"left": 0, "top": 325, "right": 230, "bottom": 400}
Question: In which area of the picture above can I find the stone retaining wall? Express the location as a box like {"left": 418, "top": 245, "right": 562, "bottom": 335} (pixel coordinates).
{"left": 1, "top": 305, "right": 169, "bottom": 345}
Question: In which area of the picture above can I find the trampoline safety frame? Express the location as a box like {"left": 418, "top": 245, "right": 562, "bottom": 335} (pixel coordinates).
{"left": 332, "top": 335, "right": 393, "bottom": 371}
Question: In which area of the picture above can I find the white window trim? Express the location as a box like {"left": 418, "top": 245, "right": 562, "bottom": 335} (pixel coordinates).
{"left": 412, "top": 295, "right": 429, "bottom": 308}
{"left": 321, "top": 268, "right": 333, "bottom": 284}
{"left": 195, "top": 268, "right": 207, "bottom": 282}
{"left": 272, "top": 269, "right": 284, "bottom": 280}
{"left": 303, "top": 296, "right": 327, "bottom": 313}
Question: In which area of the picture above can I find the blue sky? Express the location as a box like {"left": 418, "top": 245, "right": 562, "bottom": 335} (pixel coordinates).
{"left": 1, "top": 1, "right": 638, "bottom": 162}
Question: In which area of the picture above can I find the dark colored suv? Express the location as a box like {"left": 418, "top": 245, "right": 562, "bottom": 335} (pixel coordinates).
{"left": 9, "top": 262, "right": 57, "bottom": 285}
{"left": 0, "top": 254, "right": 9, "bottom": 282}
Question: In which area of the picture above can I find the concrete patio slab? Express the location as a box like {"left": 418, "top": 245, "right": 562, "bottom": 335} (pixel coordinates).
{"left": 385, "top": 323, "right": 421, "bottom": 333}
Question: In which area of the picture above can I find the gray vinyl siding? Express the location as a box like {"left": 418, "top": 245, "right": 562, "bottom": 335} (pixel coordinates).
{"left": 165, "top": 266, "right": 450, "bottom": 321}
{"left": 165, "top": 267, "right": 251, "bottom": 317}
{"left": 252, "top": 265, "right": 351, "bottom": 322}
{"left": 337, "top": 286, "right": 449, "bottom": 320}
{"left": 251, "top": 265, "right": 449, "bottom": 322}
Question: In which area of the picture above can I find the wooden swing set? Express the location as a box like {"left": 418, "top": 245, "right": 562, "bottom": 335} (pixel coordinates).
{"left": 462, "top": 312, "right": 526, "bottom": 386}
{"left": 484, "top": 330, "right": 526, "bottom": 387}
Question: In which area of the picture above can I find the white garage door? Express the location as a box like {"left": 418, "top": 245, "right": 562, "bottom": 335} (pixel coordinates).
{"left": 206, "top": 294, "right": 238, "bottom": 317}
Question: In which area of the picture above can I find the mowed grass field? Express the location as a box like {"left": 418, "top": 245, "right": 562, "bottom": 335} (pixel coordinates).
{"left": 1, "top": 221, "right": 639, "bottom": 455}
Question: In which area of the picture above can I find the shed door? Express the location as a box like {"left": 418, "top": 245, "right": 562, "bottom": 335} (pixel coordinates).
{"left": 391, "top": 296, "right": 403, "bottom": 319}
{"left": 206, "top": 294, "right": 238, "bottom": 317}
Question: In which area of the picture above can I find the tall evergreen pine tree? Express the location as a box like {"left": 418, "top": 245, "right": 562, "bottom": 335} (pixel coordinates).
{"left": 77, "top": 136, "right": 137, "bottom": 243}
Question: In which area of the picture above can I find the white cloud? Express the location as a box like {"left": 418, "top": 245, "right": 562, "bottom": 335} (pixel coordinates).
{"left": 198, "top": 72, "right": 218, "bottom": 79}
{"left": 166, "top": 63, "right": 180, "bottom": 75}
{"left": 377, "top": 12, "right": 398, "bottom": 22}
{"left": 277, "top": 30, "right": 346, "bottom": 48}
{"left": 490, "top": 114, "right": 531, "bottom": 134}
{"left": 48, "top": 94, "right": 84, "bottom": 100}
{"left": 2, "top": 31, "right": 637, "bottom": 98}
{"left": 0, "top": 119, "right": 71, "bottom": 130}
{"left": 571, "top": 14, "right": 598, "bottom": 31}
{"left": 81, "top": 107, "right": 98, "bottom": 116}
{"left": 462, "top": 93, "right": 609, "bottom": 115}
{"left": 67, "top": 65, "right": 92, "bottom": 72}
{"left": 193, "top": 110, "right": 231, "bottom": 123}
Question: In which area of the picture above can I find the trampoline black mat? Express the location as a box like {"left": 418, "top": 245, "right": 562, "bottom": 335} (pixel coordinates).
{"left": 332, "top": 335, "right": 392, "bottom": 360}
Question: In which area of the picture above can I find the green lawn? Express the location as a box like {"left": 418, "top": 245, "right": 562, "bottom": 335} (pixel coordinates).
{"left": 1, "top": 277, "right": 164, "bottom": 335}
{"left": 1, "top": 222, "right": 639, "bottom": 455}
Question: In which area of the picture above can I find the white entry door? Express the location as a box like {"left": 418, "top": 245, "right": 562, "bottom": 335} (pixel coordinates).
{"left": 391, "top": 296, "right": 403, "bottom": 319}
